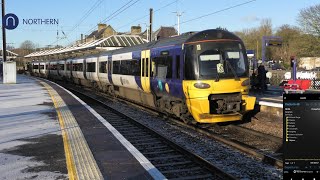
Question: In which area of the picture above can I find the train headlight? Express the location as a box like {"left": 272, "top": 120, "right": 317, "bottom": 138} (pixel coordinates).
{"left": 241, "top": 79, "right": 250, "bottom": 86}
{"left": 194, "top": 82, "right": 211, "bottom": 89}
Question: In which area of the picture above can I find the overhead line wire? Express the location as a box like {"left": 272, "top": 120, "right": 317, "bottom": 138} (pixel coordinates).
{"left": 175, "top": 0, "right": 256, "bottom": 26}
{"left": 116, "top": 0, "right": 179, "bottom": 30}
{"left": 85, "top": 0, "right": 139, "bottom": 35}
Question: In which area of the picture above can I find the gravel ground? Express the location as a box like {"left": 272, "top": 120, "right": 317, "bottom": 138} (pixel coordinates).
{"left": 99, "top": 98, "right": 283, "bottom": 179}
{"left": 240, "top": 113, "right": 283, "bottom": 138}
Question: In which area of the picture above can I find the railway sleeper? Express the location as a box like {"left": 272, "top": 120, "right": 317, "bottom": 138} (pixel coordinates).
{"left": 154, "top": 161, "right": 193, "bottom": 168}
{"left": 147, "top": 154, "right": 183, "bottom": 161}
{"left": 160, "top": 166, "right": 203, "bottom": 174}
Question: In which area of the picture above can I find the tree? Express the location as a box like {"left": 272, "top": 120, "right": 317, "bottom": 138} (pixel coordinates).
{"left": 234, "top": 18, "right": 273, "bottom": 59}
{"left": 273, "top": 25, "right": 302, "bottom": 66}
{"left": 297, "top": 4, "right": 320, "bottom": 36}
{"left": 19, "top": 40, "right": 36, "bottom": 56}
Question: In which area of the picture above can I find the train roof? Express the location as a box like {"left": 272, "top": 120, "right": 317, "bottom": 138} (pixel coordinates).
{"left": 102, "top": 29, "right": 241, "bottom": 56}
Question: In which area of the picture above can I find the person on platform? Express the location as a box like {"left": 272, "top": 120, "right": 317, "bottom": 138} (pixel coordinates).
{"left": 257, "top": 64, "right": 267, "bottom": 94}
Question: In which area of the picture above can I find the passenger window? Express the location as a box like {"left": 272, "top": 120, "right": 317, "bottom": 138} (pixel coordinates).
{"left": 99, "top": 61, "right": 108, "bottom": 73}
{"left": 154, "top": 56, "right": 172, "bottom": 79}
{"left": 113, "top": 61, "right": 120, "bottom": 74}
{"left": 87, "top": 62, "right": 96, "bottom": 72}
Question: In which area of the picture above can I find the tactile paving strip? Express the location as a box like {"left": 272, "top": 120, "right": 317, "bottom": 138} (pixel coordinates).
{"left": 41, "top": 81, "right": 103, "bottom": 180}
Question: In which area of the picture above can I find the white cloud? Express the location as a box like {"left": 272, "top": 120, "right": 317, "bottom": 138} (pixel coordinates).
{"left": 241, "top": 15, "right": 260, "bottom": 23}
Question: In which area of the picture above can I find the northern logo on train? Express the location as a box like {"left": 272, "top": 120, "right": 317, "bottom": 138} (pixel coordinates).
{"left": 3, "top": 13, "right": 19, "bottom": 30}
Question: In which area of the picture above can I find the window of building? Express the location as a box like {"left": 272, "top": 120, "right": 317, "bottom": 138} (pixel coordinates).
{"left": 87, "top": 62, "right": 96, "bottom": 72}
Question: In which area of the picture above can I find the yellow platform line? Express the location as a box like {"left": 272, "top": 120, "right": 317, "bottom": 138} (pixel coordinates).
{"left": 40, "top": 81, "right": 103, "bottom": 180}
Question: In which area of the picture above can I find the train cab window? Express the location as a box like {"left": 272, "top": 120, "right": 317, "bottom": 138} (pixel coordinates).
{"left": 154, "top": 56, "right": 173, "bottom": 79}
{"left": 40, "top": 65, "right": 44, "bottom": 69}
{"left": 87, "top": 62, "right": 96, "bottom": 72}
{"left": 176, "top": 55, "right": 180, "bottom": 79}
{"left": 99, "top": 61, "right": 108, "bottom": 73}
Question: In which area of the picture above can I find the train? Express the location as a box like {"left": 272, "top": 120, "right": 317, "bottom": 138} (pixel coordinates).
{"left": 30, "top": 29, "right": 256, "bottom": 124}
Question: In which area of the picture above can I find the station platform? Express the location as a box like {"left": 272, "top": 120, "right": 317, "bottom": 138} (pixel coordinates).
{"left": 0, "top": 75, "right": 164, "bottom": 180}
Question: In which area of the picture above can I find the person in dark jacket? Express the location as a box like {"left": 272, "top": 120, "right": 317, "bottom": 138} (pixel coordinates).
{"left": 257, "top": 64, "right": 267, "bottom": 93}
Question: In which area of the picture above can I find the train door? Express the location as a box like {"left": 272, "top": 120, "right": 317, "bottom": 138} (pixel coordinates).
{"left": 83, "top": 59, "right": 87, "bottom": 79}
{"left": 141, "top": 50, "right": 151, "bottom": 92}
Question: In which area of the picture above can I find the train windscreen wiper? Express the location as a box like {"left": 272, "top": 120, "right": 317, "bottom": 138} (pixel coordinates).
{"left": 225, "top": 59, "right": 240, "bottom": 81}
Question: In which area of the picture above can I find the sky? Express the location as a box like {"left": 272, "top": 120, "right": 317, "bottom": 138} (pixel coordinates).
{"left": 4, "top": 0, "right": 320, "bottom": 48}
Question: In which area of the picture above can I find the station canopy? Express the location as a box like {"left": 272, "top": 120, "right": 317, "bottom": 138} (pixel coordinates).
{"left": 25, "top": 34, "right": 146, "bottom": 59}
{"left": 0, "top": 49, "right": 18, "bottom": 59}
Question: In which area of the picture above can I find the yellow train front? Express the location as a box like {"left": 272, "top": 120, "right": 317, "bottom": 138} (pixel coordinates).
{"left": 180, "top": 30, "right": 256, "bottom": 123}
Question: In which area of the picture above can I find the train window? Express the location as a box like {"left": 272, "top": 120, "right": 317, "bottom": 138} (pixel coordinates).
{"left": 113, "top": 61, "right": 120, "bottom": 74}
{"left": 120, "top": 60, "right": 131, "bottom": 75}
{"left": 131, "top": 60, "right": 140, "bottom": 76}
{"left": 99, "top": 61, "right": 108, "bottom": 73}
{"left": 87, "top": 62, "right": 96, "bottom": 72}
{"left": 66, "top": 63, "right": 71, "bottom": 70}
{"left": 46, "top": 64, "right": 49, "bottom": 70}
{"left": 73, "top": 63, "right": 83, "bottom": 71}
{"left": 51, "top": 64, "right": 57, "bottom": 70}
{"left": 154, "top": 56, "right": 172, "bottom": 79}
{"left": 142, "top": 58, "right": 145, "bottom": 77}
{"left": 33, "top": 65, "right": 39, "bottom": 69}
{"left": 176, "top": 55, "right": 180, "bottom": 79}
{"left": 40, "top": 65, "right": 45, "bottom": 69}
{"left": 59, "top": 64, "right": 64, "bottom": 70}
{"left": 146, "top": 58, "right": 149, "bottom": 77}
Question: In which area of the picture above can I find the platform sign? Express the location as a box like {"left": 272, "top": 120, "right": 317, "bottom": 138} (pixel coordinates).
{"left": 262, "top": 36, "right": 283, "bottom": 63}
{"left": 267, "top": 40, "right": 282, "bottom": 46}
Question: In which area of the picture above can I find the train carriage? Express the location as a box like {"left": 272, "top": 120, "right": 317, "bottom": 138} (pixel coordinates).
{"left": 41, "top": 29, "right": 256, "bottom": 124}
{"left": 66, "top": 58, "right": 73, "bottom": 79}
{"left": 32, "top": 62, "right": 40, "bottom": 76}
{"left": 39, "top": 62, "right": 46, "bottom": 77}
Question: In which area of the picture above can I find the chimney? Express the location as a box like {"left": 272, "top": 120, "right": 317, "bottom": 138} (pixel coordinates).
{"left": 98, "top": 23, "right": 107, "bottom": 32}
{"left": 131, "top": 25, "right": 141, "bottom": 35}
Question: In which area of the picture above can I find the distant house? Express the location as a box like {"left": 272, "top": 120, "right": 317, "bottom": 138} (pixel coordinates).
{"left": 83, "top": 24, "right": 117, "bottom": 43}
{"left": 153, "top": 26, "right": 177, "bottom": 40}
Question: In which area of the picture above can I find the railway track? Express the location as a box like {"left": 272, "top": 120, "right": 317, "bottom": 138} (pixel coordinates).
{"left": 68, "top": 88, "right": 236, "bottom": 180}
{"left": 167, "top": 120, "right": 283, "bottom": 168}
{"left": 57, "top": 80, "right": 283, "bottom": 170}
